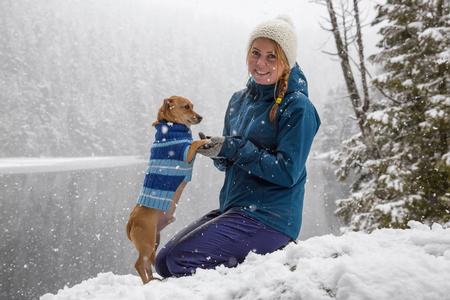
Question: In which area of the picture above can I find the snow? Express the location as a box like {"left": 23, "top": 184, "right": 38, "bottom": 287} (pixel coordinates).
{"left": 367, "top": 111, "right": 389, "bottom": 124}
{"left": 40, "top": 221, "right": 450, "bottom": 300}
{"left": 425, "top": 108, "right": 446, "bottom": 119}
{"left": 373, "top": 72, "right": 392, "bottom": 83}
{"left": 0, "top": 156, "right": 146, "bottom": 174}
{"left": 375, "top": 200, "right": 406, "bottom": 215}
{"left": 419, "top": 28, "right": 444, "bottom": 41}
{"left": 408, "top": 21, "right": 423, "bottom": 30}
{"left": 389, "top": 54, "right": 408, "bottom": 63}
{"left": 437, "top": 49, "right": 450, "bottom": 62}
{"left": 402, "top": 78, "right": 413, "bottom": 87}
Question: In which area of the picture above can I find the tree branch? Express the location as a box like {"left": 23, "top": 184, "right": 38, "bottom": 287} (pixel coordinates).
{"left": 353, "top": 0, "right": 370, "bottom": 112}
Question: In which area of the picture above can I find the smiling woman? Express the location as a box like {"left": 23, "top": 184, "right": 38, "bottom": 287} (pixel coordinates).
{"left": 155, "top": 15, "right": 321, "bottom": 279}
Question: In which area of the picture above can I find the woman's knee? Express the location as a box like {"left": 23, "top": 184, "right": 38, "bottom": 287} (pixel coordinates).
{"left": 164, "top": 243, "right": 198, "bottom": 277}
{"left": 155, "top": 238, "right": 203, "bottom": 278}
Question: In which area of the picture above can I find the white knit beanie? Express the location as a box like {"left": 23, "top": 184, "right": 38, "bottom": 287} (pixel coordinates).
{"left": 247, "top": 15, "right": 298, "bottom": 69}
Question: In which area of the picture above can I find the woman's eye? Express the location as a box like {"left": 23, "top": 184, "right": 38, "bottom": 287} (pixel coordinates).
{"left": 252, "top": 51, "right": 260, "bottom": 57}
{"left": 268, "top": 54, "right": 277, "bottom": 60}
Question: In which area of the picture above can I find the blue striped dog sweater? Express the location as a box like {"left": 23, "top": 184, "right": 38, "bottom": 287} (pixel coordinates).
{"left": 137, "top": 122, "right": 195, "bottom": 211}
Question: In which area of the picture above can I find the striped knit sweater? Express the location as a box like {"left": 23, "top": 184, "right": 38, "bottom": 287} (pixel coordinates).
{"left": 137, "top": 122, "right": 195, "bottom": 211}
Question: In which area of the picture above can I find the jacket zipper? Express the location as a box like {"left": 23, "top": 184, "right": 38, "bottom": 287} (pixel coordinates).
{"left": 244, "top": 117, "right": 255, "bottom": 139}
{"left": 225, "top": 102, "right": 256, "bottom": 206}
{"left": 237, "top": 104, "right": 254, "bottom": 136}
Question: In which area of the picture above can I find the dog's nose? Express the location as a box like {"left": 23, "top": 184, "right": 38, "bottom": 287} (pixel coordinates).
{"left": 197, "top": 115, "right": 203, "bottom": 122}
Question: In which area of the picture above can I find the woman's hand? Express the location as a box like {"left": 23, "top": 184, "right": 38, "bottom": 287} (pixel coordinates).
{"left": 197, "top": 132, "right": 225, "bottom": 157}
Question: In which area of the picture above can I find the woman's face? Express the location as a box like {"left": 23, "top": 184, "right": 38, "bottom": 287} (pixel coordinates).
{"left": 247, "top": 38, "right": 283, "bottom": 85}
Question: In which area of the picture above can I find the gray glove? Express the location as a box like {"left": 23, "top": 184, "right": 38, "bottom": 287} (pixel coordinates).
{"left": 197, "top": 132, "right": 225, "bottom": 157}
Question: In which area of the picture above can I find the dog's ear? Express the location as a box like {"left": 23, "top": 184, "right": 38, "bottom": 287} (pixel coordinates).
{"left": 161, "top": 98, "right": 174, "bottom": 113}
{"left": 154, "top": 98, "right": 174, "bottom": 125}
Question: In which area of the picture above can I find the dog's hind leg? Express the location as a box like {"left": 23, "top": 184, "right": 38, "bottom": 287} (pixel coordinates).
{"left": 135, "top": 253, "right": 150, "bottom": 284}
{"left": 130, "top": 224, "right": 158, "bottom": 284}
{"left": 147, "top": 251, "right": 161, "bottom": 281}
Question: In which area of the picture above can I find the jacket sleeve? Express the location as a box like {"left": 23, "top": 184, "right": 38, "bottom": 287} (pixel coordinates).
{"left": 212, "top": 94, "right": 235, "bottom": 172}
{"left": 217, "top": 99, "right": 320, "bottom": 187}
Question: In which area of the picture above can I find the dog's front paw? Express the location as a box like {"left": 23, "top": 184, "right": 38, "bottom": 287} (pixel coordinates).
{"left": 187, "top": 139, "right": 211, "bottom": 163}
{"left": 196, "top": 136, "right": 224, "bottom": 157}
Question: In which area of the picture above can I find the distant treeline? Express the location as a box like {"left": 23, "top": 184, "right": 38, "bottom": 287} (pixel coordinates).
{"left": 0, "top": 0, "right": 244, "bottom": 157}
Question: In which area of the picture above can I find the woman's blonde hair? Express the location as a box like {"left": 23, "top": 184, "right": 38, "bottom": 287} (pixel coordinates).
{"left": 247, "top": 39, "right": 290, "bottom": 127}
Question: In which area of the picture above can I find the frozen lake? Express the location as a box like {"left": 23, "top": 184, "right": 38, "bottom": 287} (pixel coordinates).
{"left": 0, "top": 156, "right": 146, "bottom": 175}
{"left": 0, "top": 156, "right": 340, "bottom": 299}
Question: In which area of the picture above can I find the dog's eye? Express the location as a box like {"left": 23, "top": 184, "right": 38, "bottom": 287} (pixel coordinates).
{"left": 185, "top": 105, "right": 190, "bottom": 110}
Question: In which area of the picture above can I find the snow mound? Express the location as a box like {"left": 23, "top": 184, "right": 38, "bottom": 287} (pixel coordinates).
{"left": 41, "top": 221, "right": 450, "bottom": 300}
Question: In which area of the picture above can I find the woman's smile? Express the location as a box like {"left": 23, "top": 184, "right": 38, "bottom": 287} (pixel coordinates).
{"left": 255, "top": 70, "right": 269, "bottom": 75}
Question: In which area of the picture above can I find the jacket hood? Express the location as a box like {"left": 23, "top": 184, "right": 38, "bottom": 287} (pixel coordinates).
{"left": 247, "top": 63, "right": 308, "bottom": 101}
{"left": 286, "top": 62, "right": 308, "bottom": 98}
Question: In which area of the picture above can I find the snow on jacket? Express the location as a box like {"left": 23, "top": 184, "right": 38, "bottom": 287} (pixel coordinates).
{"left": 213, "top": 63, "right": 321, "bottom": 240}
{"left": 137, "top": 123, "right": 195, "bottom": 211}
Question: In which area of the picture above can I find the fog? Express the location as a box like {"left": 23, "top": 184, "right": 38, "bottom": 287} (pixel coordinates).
{"left": 1, "top": 0, "right": 354, "bottom": 157}
{"left": 0, "top": 0, "right": 380, "bottom": 299}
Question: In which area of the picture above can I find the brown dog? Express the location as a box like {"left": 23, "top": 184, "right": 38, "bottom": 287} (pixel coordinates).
{"left": 126, "top": 95, "right": 210, "bottom": 284}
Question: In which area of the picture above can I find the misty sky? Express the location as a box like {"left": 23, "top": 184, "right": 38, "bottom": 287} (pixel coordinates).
{"left": 155, "top": 0, "right": 383, "bottom": 111}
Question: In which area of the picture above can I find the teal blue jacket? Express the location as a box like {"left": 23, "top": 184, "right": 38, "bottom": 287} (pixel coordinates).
{"left": 214, "top": 63, "right": 321, "bottom": 240}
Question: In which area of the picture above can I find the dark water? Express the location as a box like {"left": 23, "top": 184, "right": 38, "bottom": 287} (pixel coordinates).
{"left": 0, "top": 165, "right": 144, "bottom": 299}
{"left": 0, "top": 158, "right": 341, "bottom": 300}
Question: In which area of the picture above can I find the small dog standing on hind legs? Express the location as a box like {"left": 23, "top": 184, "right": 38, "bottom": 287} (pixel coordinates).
{"left": 126, "top": 95, "right": 210, "bottom": 284}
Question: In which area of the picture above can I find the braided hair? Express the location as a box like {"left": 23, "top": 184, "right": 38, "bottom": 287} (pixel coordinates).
{"left": 269, "top": 41, "right": 290, "bottom": 127}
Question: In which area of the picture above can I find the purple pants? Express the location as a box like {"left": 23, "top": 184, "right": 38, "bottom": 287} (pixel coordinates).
{"left": 155, "top": 207, "right": 292, "bottom": 278}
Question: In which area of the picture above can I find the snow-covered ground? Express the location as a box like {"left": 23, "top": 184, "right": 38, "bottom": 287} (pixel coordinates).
{"left": 40, "top": 221, "right": 450, "bottom": 300}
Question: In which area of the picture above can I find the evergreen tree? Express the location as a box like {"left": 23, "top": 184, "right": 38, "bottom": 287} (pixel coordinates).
{"left": 334, "top": 0, "right": 450, "bottom": 231}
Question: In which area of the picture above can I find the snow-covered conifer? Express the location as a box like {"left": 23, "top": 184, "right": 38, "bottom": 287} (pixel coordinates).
{"left": 335, "top": 0, "right": 450, "bottom": 232}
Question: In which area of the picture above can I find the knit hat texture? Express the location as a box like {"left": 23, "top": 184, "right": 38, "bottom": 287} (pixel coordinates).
{"left": 248, "top": 15, "right": 298, "bottom": 69}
